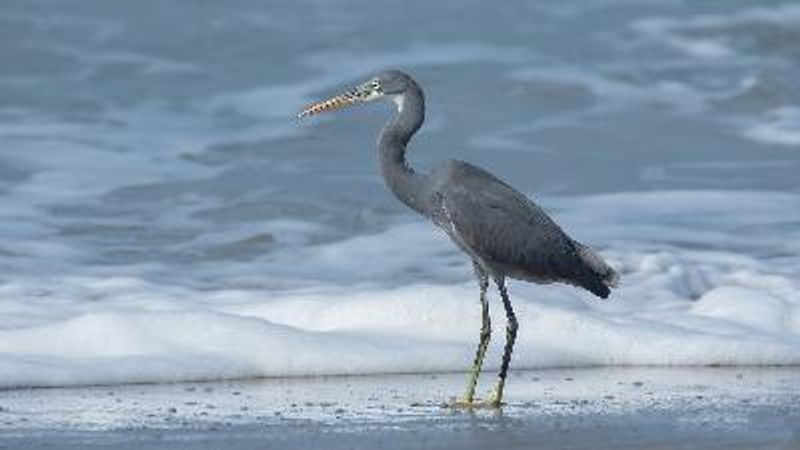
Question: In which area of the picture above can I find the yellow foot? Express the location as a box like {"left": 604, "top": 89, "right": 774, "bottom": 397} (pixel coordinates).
{"left": 445, "top": 397, "right": 503, "bottom": 410}
{"left": 446, "top": 396, "right": 477, "bottom": 409}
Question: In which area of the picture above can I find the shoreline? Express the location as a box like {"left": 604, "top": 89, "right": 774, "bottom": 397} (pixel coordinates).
{"left": 2, "top": 362, "right": 799, "bottom": 392}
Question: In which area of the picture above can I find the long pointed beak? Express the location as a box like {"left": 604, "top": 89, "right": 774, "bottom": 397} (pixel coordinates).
{"left": 298, "top": 92, "right": 360, "bottom": 118}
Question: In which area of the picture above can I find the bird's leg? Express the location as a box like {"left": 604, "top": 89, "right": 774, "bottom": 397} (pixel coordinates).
{"left": 457, "top": 265, "right": 491, "bottom": 406}
{"left": 487, "top": 277, "right": 517, "bottom": 407}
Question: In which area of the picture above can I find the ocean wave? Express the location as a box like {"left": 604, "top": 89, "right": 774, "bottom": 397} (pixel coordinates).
{"left": 1, "top": 190, "right": 798, "bottom": 389}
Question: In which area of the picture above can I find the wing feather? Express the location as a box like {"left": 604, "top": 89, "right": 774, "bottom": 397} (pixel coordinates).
{"left": 430, "top": 160, "right": 618, "bottom": 298}
{"left": 432, "top": 161, "right": 578, "bottom": 282}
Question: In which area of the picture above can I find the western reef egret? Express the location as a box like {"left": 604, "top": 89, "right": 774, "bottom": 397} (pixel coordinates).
{"left": 299, "top": 70, "right": 619, "bottom": 407}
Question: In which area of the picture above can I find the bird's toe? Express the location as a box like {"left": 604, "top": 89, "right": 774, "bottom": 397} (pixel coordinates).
{"left": 444, "top": 397, "right": 503, "bottom": 410}
{"left": 446, "top": 397, "right": 477, "bottom": 409}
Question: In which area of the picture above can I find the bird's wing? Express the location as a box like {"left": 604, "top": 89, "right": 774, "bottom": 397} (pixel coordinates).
{"left": 431, "top": 160, "right": 579, "bottom": 280}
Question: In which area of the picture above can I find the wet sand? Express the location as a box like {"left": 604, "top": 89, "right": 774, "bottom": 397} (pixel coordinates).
{"left": 1, "top": 367, "right": 798, "bottom": 449}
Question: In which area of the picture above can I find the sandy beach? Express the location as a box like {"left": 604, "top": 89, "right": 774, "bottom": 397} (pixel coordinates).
{"left": 1, "top": 367, "right": 798, "bottom": 449}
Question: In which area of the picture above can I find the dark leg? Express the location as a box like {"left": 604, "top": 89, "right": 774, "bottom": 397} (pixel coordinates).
{"left": 460, "top": 263, "right": 491, "bottom": 404}
{"left": 489, "top": 277, "right": 517, "bottom": 406}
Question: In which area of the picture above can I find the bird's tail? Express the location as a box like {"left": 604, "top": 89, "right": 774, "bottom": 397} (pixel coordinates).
{"left": 574, "top": 242, "right": 619, "bottom": 299}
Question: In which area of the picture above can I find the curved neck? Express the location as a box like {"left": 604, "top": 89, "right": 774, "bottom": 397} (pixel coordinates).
{"left": 377, "top": 83, "right": 431, "bottom": 215}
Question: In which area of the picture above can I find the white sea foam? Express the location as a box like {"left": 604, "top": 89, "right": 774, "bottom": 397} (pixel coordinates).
{"left": 632, "top": 3, "right": 800, "bottom": 59}
{"left": 741, "top": 107, "right": 800, "bottom": 147}
{"left": 0, "top": 190, "right": 798, "bottom": 388}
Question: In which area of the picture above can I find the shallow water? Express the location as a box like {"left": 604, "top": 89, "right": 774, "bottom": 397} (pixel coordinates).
{"left": 1, "top": 368, "right": 799, "bottom": 449}
{"left": 0, "top": 0, "right": 799, "bottom": 387}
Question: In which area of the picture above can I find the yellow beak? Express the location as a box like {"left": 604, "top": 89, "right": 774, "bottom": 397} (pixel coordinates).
{"left": 298, "top": 92, "right": 360, "bottom": 118}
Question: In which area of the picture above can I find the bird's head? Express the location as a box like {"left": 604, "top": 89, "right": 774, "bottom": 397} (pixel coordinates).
{"left": 298, "top": 70, "right": 414, "bottom": 118}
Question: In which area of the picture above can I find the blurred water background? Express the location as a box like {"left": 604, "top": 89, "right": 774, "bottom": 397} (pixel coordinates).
{"left": 1, "top": 0, "right": 799, "bottom": 386}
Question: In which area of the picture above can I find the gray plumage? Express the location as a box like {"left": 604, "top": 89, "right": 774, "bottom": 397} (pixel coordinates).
{"left": 299, "top": 69, "right": 619, "bottom": 407}
{"left": 373, "top": 71, "right": 618, "bottom": 298}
